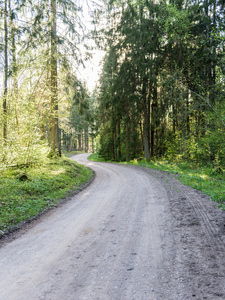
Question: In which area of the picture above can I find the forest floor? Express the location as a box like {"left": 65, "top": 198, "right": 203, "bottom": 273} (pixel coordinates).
{"left": 0, "top": 153, "right": 225, "bottom": 299}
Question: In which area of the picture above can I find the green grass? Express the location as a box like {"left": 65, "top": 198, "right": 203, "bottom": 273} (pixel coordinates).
{"left": 0, "top": 156, "right": 93, "bottom": 237}
{"left": 88, "top": 153, "right": 225, "bottom": 210}
{"left": 88, "top": 153, "right": 108, "bottom": 162}
{"left": 63, "top": 150, "right": 85, "bottom": 157}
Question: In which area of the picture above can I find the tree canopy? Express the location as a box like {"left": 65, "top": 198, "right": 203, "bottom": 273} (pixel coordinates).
{"left": 1, "top": 0, "right": 225, "bottom": 168}
{"left": 0, "top": 0, "right": 96, "bottom": 165}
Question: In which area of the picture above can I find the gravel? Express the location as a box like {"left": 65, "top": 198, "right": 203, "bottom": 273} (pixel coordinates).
{"left": 0, "top": 153, "right": 224, "bottom": 299}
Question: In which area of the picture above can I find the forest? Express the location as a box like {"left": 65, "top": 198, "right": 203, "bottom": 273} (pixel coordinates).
{"left": 0, "top": 0, "right": 96, "bottom": 167}
{"left": 1, "top": 2, "right": 225, "bottom": 294}
{"left": 96, "top": 0, "right": 225, "bottom": 168}
{"left": 1, "top": 0, "right": 225, "bottom": 167}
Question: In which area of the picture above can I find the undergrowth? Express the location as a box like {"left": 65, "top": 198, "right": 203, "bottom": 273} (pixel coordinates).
{"left": 63, "top": 150, "right": 85, "bottom": 157}
{"left": 89, "top": 153, "right": 225, "bottom": 210}
{"left": 0, "top": 156, "right": 93, "bottom": 237}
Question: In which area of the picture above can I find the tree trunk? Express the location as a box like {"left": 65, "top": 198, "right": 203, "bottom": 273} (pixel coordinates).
{"left": 84, "top": 122, "right": 88, "bottom": 152}
{"left": 78, "top": 134, "right": 81, "bottom": 150}
{"left": 50, "top": 0, "right": 61, "bottom": 156}
{"left": 92, "top": 134, "right": 94, "bottom": 153}
{"left": 9, "top": 0, "right": 19, "bottom": 131}
{"left": 172, "top": 103, "right": 176, "bottom": 135}
{"left": 143, "top": 78, "right": 150, "bottom": 160}
{"left": 126, "top": 122, "right": 130, "bottom": 162}
{"left": 139, "top": 120, "right": 144, "bottom": 153}
{"left": 144, "top": 110, "right": 150, "bottom": 160}
{"left": 112, "top": 128, "right": 115, "bottom": 161}
{"left": 117, "top": 117, "right": 121, "bottom": 160}
{"left": 151, "top": 84, "right": 157, "bottom": 158}
{"left": 186, "top": 94, "right": 190, "bottom": 137}
{"left": 3, "top": 0, "right": 8, "bottom": 143}
{"left": 113, "top": 117, "right": 117, "bottom": 161}
{"left": 81, "top": 129, "right": 84, "bottom": 151}
{"left": 139, "top": 4, "right": 150, "bottom": 161}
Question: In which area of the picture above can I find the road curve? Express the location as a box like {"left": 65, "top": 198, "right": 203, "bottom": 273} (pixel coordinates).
{"left": 0, "top": 153, "right": 225, "bottom": 300}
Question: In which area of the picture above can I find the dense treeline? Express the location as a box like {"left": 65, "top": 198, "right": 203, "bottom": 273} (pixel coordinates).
{"left": 0, "top": 0, "right": 95, "bottom": 166}
{"left": 95, "top": 0, "right": 225, "bottom": 166}
{"left": 1, "top": 0, "right": 225, "bottom": 167}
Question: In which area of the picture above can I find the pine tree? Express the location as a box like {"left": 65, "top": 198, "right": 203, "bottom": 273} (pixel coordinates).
{"left": 3, "top": 0, "right": 8, "bottom": 143}
{"left": 49, "top": 0, "right": 60, "bottom": 156}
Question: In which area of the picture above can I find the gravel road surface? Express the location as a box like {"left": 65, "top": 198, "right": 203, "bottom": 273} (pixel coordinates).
{"left": 0, "top": 153, "right": 225, "bottom": 300}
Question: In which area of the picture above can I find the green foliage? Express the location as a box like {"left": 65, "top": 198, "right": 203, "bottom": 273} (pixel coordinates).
{"left": 95, "top": 0, "right": 225, "bottom": 167}
{"left": 0, "top": 0, "right": 93, "bottom": 164}
{"left": 165, "top": 4, "right": 191, "bottom": 42}
{"left": 88, "top": 153, "right": 108, "bottom": 162}
{"left": 63, "top": 150, "right": 85, "bottom": 157}
{"left": 0, "top": 156, "right": 93, "bottom": 237}
{"left": 60, "top": 73, "right": 95, "bottom": 153}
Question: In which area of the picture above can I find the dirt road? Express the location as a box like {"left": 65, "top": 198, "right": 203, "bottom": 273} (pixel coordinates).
{"left": 0, "top": 154, "right": 225, "bottom": 300}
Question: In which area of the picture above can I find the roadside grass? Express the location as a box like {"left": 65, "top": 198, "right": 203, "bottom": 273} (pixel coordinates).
{"left": 89, "top": 153, "right": 225, "bottom": 210}
{"left": 88, "top": 153, "right": 108, "bottom": 162}
{"left": 63, "top": 150, "right": 85, "bottom": 157}
{"left": 0, "top": 156, "right": 93, "bottom": 237}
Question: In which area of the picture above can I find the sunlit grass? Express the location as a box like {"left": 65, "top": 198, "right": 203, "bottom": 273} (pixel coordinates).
{"left": 199, "top": 174, "right": 210, "bottom": 180}
{"left": 49, "top": 168, "right": 65, "bottom": 175}
{"left": 88, "top": 153, "right": 108, "bottom": 162}
{"left": 0, "top": 156, "right": 93, "bottom": 237}
{"left": 63, "top": 150, "right": 85, "bottom": 157}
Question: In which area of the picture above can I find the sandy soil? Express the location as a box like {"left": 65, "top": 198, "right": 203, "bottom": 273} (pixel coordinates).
{"left": 0, "top": 153, "right": 225, "bottom": 300}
